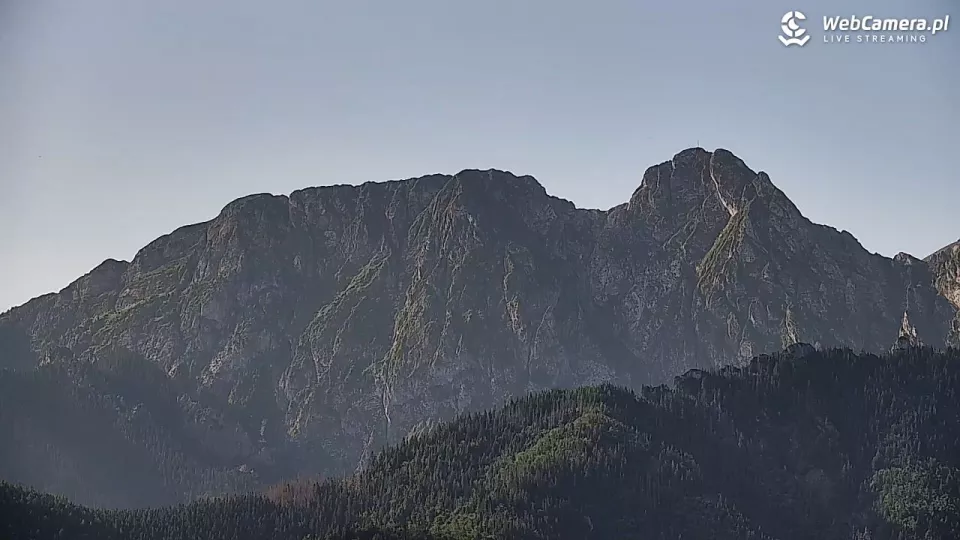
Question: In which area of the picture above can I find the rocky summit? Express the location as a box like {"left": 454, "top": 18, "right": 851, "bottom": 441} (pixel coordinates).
{"left": 1, "top": 147, "right": 957, "bottom": 506}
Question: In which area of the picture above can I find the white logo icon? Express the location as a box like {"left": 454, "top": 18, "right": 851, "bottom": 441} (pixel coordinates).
{"left": 779, "top": 11, "right": 811, "bottom": 46}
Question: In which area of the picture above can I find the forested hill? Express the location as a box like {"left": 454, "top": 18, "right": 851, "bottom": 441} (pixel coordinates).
{"left": 4, "top": 345, "right": 960, "bottom": 540}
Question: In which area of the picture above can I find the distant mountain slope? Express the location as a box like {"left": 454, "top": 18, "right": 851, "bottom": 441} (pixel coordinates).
{"left": 1, "top": 148, "right": 956, "bottom": 505}
{"left": 4, "top": 346, "right": 960, "bottom": 540}
{"left": 0, "top": 349, "right": 263, "bottom": 508}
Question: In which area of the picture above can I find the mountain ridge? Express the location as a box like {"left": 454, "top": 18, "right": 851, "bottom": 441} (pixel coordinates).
{"left": 1, "top": 147, "right": 957, "bottom": 506}
{"left": 2, "top": 149, "right": 939, "bottom": 311}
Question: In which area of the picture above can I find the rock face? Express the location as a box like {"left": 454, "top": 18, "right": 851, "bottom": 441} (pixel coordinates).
{"left": 1, "top": 148, "right": 957, "bottom": 503}
{"left": 925, "top": 239, "right": 960, "bottom": 344}
{"left": 891, "top": 311, "right": 922, "bottom": 351}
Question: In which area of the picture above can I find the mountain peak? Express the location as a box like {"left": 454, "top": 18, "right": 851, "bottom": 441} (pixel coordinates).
{"left": 670, "top": 146, "right": 711, "bottom": 164}
{"left": 624, "top": 147, "right": 788, "bottom": 256}
{"left": 61, "top": 258, "right": 129, "bottom": 299}
{"left": 632, "top": 147, "right": 773, "bottom": 208}
{"left": 450, "top": 168, "right": 549, "bottom": 197}
{"left": 893, "top": 252, "right": 922, "bottom": 264}
{"left": 453, "top": 167, "right": 527, "bottom": 178}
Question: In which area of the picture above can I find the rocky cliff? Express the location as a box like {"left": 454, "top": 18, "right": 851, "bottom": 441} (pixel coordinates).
{"left": 1, "top": 148, "right": 956, "bottom": 504}
{"left": 925, "top": 239, "right": 960, "bottom": 344}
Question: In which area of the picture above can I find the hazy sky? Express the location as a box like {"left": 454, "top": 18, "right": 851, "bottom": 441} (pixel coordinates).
{"left": 1, "top": 0, "right": 957, "bottom": 312}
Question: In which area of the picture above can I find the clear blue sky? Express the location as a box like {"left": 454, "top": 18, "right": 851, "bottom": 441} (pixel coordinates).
{"left": 1, "top": 0, "right": 957, "bottom": 311}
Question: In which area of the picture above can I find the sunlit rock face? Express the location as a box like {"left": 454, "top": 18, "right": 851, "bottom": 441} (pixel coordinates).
{"left": 925, "top": 239, "right": 960, "bottom": 344}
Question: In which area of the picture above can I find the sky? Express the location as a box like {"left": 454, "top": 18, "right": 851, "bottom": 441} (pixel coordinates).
{"left": 1, "top": 0, "right": 957, "bottom": 312}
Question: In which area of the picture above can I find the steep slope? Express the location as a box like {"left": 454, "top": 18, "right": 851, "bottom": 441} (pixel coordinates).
{"left": 4, "top": 346, "right": 960, "bottom": 540}
{"left": 0, "top": 350, "right": 265, "bottom": 508}
{"left": 1, "top": 148, "right": 956, "bottom": 504}
{"left": 926, "top": 239, "right": 960, "bottom": 344}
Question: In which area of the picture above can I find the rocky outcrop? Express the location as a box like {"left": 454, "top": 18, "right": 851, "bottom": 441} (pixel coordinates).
{"left": 925, "top": 239, "right": 960, "bottom": 344}
{"left": 891, "top": 311, "right": 922, "bottom": 351}
{"left": 1, "top": 148, "right": 956, "bottom": 497}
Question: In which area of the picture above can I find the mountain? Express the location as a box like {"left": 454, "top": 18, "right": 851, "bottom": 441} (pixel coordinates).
{"left": 4, "top": 346, "right": 960, "bottom": 540}
{"left": 1, "top": 148, "right": 957, "bottom": 506}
